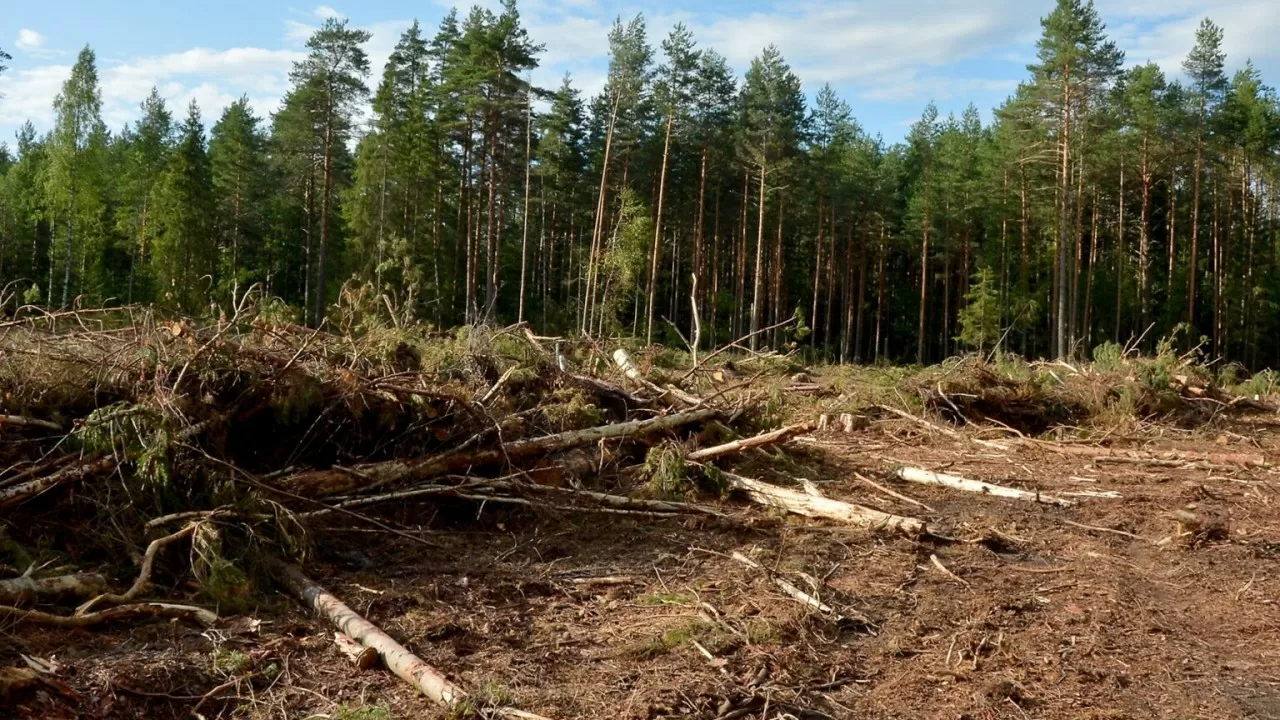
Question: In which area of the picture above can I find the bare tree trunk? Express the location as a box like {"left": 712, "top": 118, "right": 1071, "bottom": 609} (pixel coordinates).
{"left": 517, "top": 83, "right": 533, "bottom": 323}
{"left": 749, "top": 163, "right": 767, "bottom": 350}
{"left": 584, "top": 94, "right": 621, "bottom": 335}
{"left": 646, "top": 114, "right": 674, "bottom": 344}
{"left": 810, "top": 183, "right": 824, "bottom": 351}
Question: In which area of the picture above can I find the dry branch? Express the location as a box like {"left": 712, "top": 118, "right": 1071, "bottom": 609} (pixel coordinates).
{"left": 852, "top": 472, "right": 936, "bottom": 513}
{"left": 730, "top": 551, "right": 851, "bottom": 620}
{"left": 0, "top": 572, "right": 107, "bottom": 605}
{"left": 0, "top": 456, "right": 118, "bottom": 508}
{"left": 77, "top": 524, "right": 197, "bottom": 614}
{"left": 893, "top": 467, "right": 1074, "bottom": 507}
{"left": 0, "top": 415, "right": 64, "bottom": 432}
{"left": 875, "top": 404, "right": 1009, "bottom": 451}
{"left": 0, "top": 602, "right": 217, "bottom": 627}
{"left": 723, "top": 473, "right": 924, "bottom": 535}
{"left": 284, "top": 407, "right": 720, "bottom": 498}
{"left": 686, "top": 422, "right": 815, "bottom": 463}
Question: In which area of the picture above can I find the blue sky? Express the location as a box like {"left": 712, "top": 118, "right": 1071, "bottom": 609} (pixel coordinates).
{"left": 3, "top": 0, "right": 1279, "bottom": 147}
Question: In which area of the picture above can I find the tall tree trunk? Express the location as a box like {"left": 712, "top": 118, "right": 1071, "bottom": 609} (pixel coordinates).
{"left": 1055, "top": 74, "right": 1073, "bottom": 359}
{"left": 315, "top": 111, "right": 335, "bottom": 327}
{"left": 646, "top": 114, "right": 674, "bottom": 344}
{"left": 874, "top": 220, "right": 887, "bottom": 363}
{"left": 517, "top": 84, "right": 533, "bottom": 323}
{"left": 810, "top": 183, "right": 824, "bottom": 351}
{"left": 916, "top": 169, "right": 931, "bottom": 365}
{"left": 749, "top": 162, "right": 767, "bottom": 351}
{"left": 584, "top": 94, "right": 621, "bottom": 335}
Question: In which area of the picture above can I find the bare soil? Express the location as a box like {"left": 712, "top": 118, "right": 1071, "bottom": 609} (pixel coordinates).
{"left": 7, "top": 418, "right": 1280, "bottom": 720}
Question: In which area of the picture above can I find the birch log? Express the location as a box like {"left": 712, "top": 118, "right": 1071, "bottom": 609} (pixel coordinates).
{"left": 894, "top": 467, "right": 1074, "bottom": 507}
{"left": 723, "top": 473, "right": 924, "bottom": 535}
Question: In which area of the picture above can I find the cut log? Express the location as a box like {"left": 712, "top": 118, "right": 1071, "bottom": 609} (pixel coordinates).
{"left": 283, "top": 408, "right": 720, "bottom": 498}
{"left": 270, "top": 560, "right": 549, "bottom": 719}
{"left": 893, "top": 467, "right": 1074, "bottom": 507}
{"left": 0, "top": 572, "right": 107, "bottom": 606}
{"left": 723, "top": 473, "right": 924, "bottom": 536}
{"left": 0, "top": 602, "right": 217, "bottom": 627}
{"left": 271, "top": 560, "right": 465, "bottom": 707}
{"left": 686, "top": 422, "right": 815, "bottom": 463}
{"left": 334, "top": 631, "right": 380, "bottom": 670}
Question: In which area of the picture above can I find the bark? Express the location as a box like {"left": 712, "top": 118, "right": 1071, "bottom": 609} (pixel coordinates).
{"left": 0, "top": 572, "right": 107, "bottom": 606}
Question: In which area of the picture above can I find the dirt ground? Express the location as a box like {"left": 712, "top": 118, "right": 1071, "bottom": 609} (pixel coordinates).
{"left": 7, "top": 416, "right": 1280, "bottom": 720}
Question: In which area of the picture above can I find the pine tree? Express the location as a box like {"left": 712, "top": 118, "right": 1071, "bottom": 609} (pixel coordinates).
{"left": 645, "top": 23, "right": 699, "bottom": 343}
{"left": 118, "top": 88, "right": 173, "bottom": 303}
{"left": 210, "top": 97, "right": 269, "bottom": 303}
{"left": 957, "top": 265, "right": 1001, "bottom": 352}
{"left": 740, "top": 45, "right": 805, "bottom": 350}
{"left": 289, "top": 18, "right": 371, "bottom": 326}
{"left": 151, "top": 100, "right": 214, "bottom": 311}
{"left": 1027, "top": 0, "right": 1123, "bottom": 358}
{"left": 1182, "top": 18, "right": 1227, "bottom": 329}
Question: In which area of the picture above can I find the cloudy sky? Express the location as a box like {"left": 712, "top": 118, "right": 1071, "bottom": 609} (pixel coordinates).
{"left": 2, "top": 0, "right": 1279, "bottom": 147}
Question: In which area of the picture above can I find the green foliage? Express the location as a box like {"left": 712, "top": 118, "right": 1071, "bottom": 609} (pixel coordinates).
{"left": 1092, "top": 341, "right": 1125, "bottom": 372}
{"left": 956, "top": 266, "right": 1001, "bottom": 352}
{"left": 334, "top": 703, "right": 392, "bottom": 720}
{"left": 639, "top": 442, "right": 690, "bottom": 499}
{"left": 211, "top": 647, "right": 252, "bottom": 677}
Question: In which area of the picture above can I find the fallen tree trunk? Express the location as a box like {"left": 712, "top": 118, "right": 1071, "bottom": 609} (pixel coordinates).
{"left": 686, "top": 422, "right": 815, "bottom": 463}
{"left": 0, "top": 572, "right": 107, "bottom": 605}
{"left": 270, "top": 560, "right": 550, "bottom": 719}
{"left": 893, "top": 467, "right": 1074, "bottom": 507}
{"left": 284, "top": 408, "right": 720, "bottom": 498}
{"left": 723, "top": 473, "right": 924, "bottom": 536}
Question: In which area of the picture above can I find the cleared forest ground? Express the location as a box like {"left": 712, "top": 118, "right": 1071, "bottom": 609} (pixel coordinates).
{"left": 3, "top": 311, "right": 1280, "bottom": 719}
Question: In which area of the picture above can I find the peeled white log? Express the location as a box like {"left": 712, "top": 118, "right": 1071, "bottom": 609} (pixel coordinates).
{"left": 723, "top": 473, "right": 924, "bottom": 535}
{"left": 893, "top": 467, "right": 1074, "bottom": 507}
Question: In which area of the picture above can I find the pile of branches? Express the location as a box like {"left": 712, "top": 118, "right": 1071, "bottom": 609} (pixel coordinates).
{"left": 0, "top": 300, "right": 887, "bottom": 716}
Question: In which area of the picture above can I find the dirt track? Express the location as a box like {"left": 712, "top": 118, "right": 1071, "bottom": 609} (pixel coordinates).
{"left": 8, "top": 421, "right": 1280, "bottom": 719}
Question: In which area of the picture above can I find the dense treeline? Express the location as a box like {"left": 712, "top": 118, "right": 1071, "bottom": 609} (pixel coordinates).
{"left": 1, "top": 0, "right": 1279, "bottom": 366}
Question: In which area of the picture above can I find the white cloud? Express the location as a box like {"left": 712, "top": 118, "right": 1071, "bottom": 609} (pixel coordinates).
{"left": 16, "top": 29, "right": 46, "bottom": 53}
{"left": 313, "top": 5, "right": 343, "bottom": 20}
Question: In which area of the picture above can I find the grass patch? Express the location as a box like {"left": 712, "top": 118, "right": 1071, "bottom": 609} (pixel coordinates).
{"left": 629, "top": 619, "right": 729, "bottom": 660}
{"left": 334, "top": 703, "right": 393, "bottom": 720}
{"left": 636, "top": 592, "right": 695, "bottom": 606}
